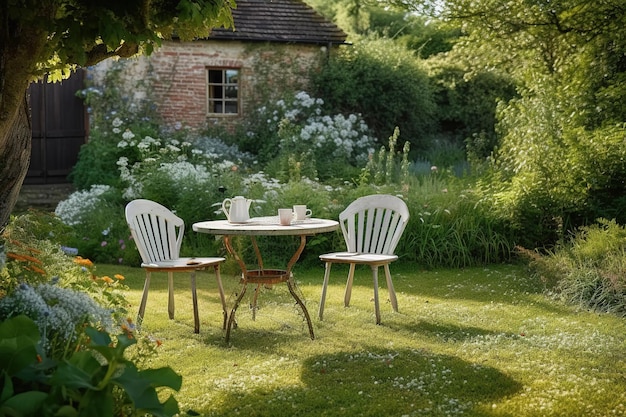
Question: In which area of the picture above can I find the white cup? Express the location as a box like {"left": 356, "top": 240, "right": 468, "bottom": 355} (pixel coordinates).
{"left": 278, "top": 208, "right": 293, "bottom": 225}
{"left": 293, "top": 205, "right": 312, "bottom": 221}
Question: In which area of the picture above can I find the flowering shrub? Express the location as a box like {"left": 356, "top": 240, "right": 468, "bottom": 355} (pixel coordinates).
{"left": 0, "top": 212, "right": 180, "bottom": 416}
{"left": 54, "top": 185, "right": 139, "bottom": 265}
{"left": 55, "top": 184, "right": 112, "bottom": 226}
{"left": 0, "top": 315, "right": 181, "bottom": 417}
{"left": 0, "top": 281, "right": 113, "bottom": 356}
{"left": 242, "top": 91, "right": 376, "bottom": 181}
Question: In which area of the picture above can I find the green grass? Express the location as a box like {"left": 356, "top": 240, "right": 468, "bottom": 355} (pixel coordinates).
{"left": 97, "top": 262, "right": 626, "bottom": 417}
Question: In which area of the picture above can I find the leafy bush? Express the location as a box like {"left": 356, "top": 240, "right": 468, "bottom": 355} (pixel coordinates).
{"left": 0, "top": 315, "right": 182, "bottom": 417}
{"left": 424, "top": 54, "right": 517, "bottom": 158}
{"left": 482, "top": 87, "right": 626, "bottom": 249}
{"left": 0, "top": 213, "right": 182, "bottom": 416}
{"left": 312, "top": 37, "right": 437, "bottom": 153}
{"left": 70, "top": 60, "right": 162, "bottom": 191}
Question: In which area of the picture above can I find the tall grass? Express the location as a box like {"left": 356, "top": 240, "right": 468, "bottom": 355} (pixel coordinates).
{"left": 398, "top": 174, "right": 514, "bottom": 268}
{"left": 518, "top": 218, "right": 626, "bottom": 316}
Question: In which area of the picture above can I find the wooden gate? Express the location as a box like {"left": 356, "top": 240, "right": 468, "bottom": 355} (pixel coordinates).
{"left": 27, "top": 70, "right": 86, "bottom": 184}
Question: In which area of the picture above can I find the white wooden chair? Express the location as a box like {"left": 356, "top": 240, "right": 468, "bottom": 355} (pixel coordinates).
{"left": 125, "top": 199, "right": 228, "bottom": 333}
{"left": 318, "top": 194, "right": 410, "bottom": 324}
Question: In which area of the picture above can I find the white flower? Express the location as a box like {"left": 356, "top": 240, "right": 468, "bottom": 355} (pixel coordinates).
{"left": 122, "top": 130, "right": 135, "bottom": 140}
{"left": 55, "top": 185, "right": 111, "bottom": 226}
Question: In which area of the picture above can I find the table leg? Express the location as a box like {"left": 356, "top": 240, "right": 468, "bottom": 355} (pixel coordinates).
{"left": 250, "top": 236, "right": 264, "bottom": 269}
{"left": 223, "top": 234, "right": 315, "bottom": 342}
{"left": 225, "top": 280, "right": 248, "bottom": 344}
{"left": 286, "top": 235, "right": 315, "bottom": 339}
{"left": 287, "top": 274, "right": 315, "bottom": 340}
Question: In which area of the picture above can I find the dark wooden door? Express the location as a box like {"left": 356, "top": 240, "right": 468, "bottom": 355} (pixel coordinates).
{"left": 27, "top": 70, "right": 86, "bottom": 184}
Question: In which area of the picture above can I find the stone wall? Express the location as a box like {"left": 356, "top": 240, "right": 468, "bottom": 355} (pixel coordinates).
{"left": 15, "top": 184, "right": 74, "bottom": 213}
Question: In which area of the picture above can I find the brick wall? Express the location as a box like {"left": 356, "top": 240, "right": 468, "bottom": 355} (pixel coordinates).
{"left": 90, "top": 40, "right": 329, "bottom": 133}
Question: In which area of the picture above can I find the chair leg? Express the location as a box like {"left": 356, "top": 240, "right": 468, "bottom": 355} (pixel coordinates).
{"left": 167, "top": 271, "right": 175, "bottom": 320}
{"left": 137, "top": 270, "right": 151, "bottom": 328}
{"left": 190, "top": 271, "right": 200, "bottom": 334}
{"left": 344, "top": 263, "right": 356, "bottom": 307}
{"left": 214, "top": 264, "right": 228, "bottom": 330}
{"left": 384, "top": 264, "right": 398, "bottom": 312}
{"left": 371, "top": 265, "right": 381, "bottom": 325}
{"left": 318, "top": 261, "right": 332, "bottom": 320}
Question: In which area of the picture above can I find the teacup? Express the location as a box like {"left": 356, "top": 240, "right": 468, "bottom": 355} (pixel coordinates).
{"left": 293, "top": 205, "right": 312, "bottom": 221}
{"left": 278, "top": 208, "right": 293, "bottom": 226}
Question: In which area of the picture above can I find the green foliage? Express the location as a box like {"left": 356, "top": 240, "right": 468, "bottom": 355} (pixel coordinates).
{"left": 0, "top": 212, "right": 177, "bottom": 416}
{"left": 1, "top": 211, "right": 76, "bottom": 294}
{"left": 312, "top": 37, "right": 437, "bottom": 152}
{"left": 481, "top": 84, "right": 626, "bottom": 248}
{"left": 70, "top": 60, "right": 162, "bottom": 191}
{"left": 401, "top": 176, "right": 514, "bottom": 268}
{"left": 0, "top": 316, "right": 182, "bottom": 417}
{"left": 312, "top": 0, "right": 460, "bottom": 58}
{"left": 520, "top": 219, "right": 626, "bottom": 316}
{"left": 1, "top": 212, "right": 130, "bottom": 324}
{"left": 425, "top": 53, "right": 517, "bottom": 158}
{"left": 17, "top": 0, "right": 234, "bottom": 81}
{"left": 359, "top": 127, "right": 411, "bottom": 187}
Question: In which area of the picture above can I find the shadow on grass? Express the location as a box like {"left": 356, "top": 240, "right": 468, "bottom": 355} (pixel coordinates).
{"left": 195, "top": 347, "right": 522, "bottom": 417}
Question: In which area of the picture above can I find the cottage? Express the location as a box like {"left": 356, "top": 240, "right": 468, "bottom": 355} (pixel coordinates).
{"left": 91, "top": 0, "right": 348, "bottom": 132}
{"left": 25, "top": 0, "right": 347, "bottom": 186}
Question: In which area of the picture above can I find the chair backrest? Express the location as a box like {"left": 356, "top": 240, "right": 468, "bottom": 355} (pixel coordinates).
{"left": 125, "top": 199, "right": 184, "bottom": 263}
{"left": 339, "top": 194, "right": 410, "bottom": 255}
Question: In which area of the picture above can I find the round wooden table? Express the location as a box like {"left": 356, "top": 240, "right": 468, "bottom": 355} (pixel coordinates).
{"left": 192, "top": 217, "right": 339, "bottom": 343}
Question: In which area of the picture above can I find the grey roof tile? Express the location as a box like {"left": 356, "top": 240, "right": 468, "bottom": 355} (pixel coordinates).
{"left": 208, "top": 0, "right": 347, "bottom": 44}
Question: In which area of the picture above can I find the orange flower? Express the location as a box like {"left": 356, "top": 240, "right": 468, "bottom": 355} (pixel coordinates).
{"left": 74, "top": 256, "right": 94, "bottom": 267}
{"left": 100, "top": 276, "right": 114, "bottom": 284}
{"left": 7, "top": 251, "right": 43, "bottom": 266}
{"left": 6, "top": 252, "right": 25, "bottom": 261}
{"left": 26, "top": 265, "right": 47, "bottom": 275}
{"left": 25, "top": 246, "right": 42, "bottom": 255}
{"left": 20, "top": 253, "right": 43, "bottom": 264}
{"left": 114, "top": 274, "right": 125, "bottom": 280}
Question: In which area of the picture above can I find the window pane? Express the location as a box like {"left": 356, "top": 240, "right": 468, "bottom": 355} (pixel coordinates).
{"left": 212, "top": 85, "right": 223, "bottom": 99}
{"left": 225, "top": 86, "right": 237, "bottom": 99}
{"left": 225, "top": 70, "right": 238, "bottom": 84}
{"left": 208, "top": 70, "right": 223, "bottom": 84}
{"left": 224, "top": 101, "right": 238, "bottom": 113}
{"left": 207, "top": 68, "right": 239, "bottom": 115}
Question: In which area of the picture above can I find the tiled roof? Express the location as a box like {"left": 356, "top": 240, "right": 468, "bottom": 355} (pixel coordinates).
{"left": 208, "top": 0, "right": 348, "bottom": 45}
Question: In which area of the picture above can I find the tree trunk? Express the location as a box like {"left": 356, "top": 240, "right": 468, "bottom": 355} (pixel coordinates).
{"left": 0, "top": 91, "right": 31, "bottom": 233}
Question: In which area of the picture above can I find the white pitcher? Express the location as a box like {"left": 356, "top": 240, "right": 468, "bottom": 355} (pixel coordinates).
{"left": 222, "top": 196, "right": 251, "bottom": 223}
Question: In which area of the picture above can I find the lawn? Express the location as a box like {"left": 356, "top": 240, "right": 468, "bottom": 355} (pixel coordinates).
{"left": 97, "top": 261, "right": 626, "bottom": 417}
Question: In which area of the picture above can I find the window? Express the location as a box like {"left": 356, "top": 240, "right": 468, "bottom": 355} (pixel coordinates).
{"left": 207, "top": 68, "right": 239, "bottom": 115}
